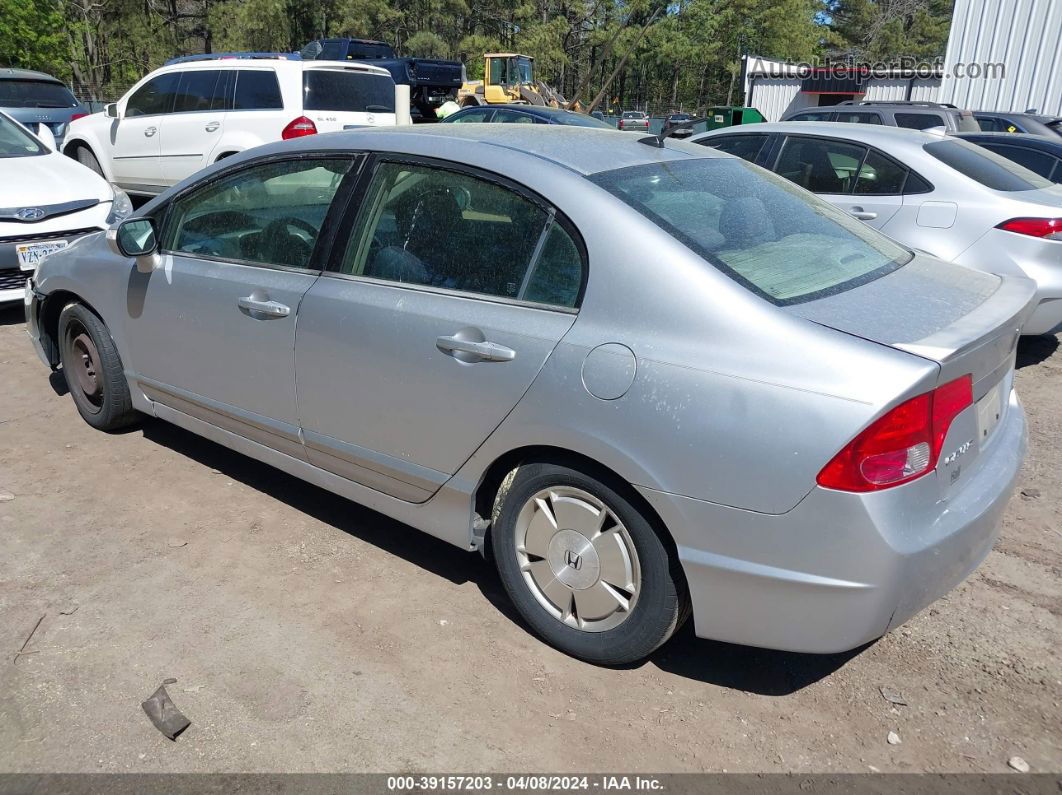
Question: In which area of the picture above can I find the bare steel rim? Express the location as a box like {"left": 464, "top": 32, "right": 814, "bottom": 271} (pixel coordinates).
{"left": 63, "top": 320, "right": 103, "bottom": 414}
{"left": 514, "top": 486, "right": 641, "bottom": 633}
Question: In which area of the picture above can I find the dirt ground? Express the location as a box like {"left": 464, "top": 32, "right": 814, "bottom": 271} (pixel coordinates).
{"left": 0, "top": 303, "right": 1059, "bottom": 774}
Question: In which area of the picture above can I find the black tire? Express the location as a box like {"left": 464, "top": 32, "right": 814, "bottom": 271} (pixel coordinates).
{"left": 492, "top": 462, "right": 689, "bottom": 665}
{"left": 57, "top": 302, "right": 138, "bottom": 431}
{"left": 74, "top": 145, "right": 104, "bottom": 177}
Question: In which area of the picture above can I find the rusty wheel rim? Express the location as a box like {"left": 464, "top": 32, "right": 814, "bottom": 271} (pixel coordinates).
{"left": 64, "top": 323, "right": 103, "bottom": 413}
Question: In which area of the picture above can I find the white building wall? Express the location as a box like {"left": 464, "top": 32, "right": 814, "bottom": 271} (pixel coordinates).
{"left": 862, "top": 78, "right": 942, "bottom": 102}
{"left": 746, "top": 78, "right": 808, "bottom": 121}
{"left": 939, "top": 0, "right": 1062, "bottom": 115}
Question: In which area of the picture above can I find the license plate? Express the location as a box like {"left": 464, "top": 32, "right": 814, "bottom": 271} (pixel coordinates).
{"left": 17, "top": 240, "right": 68, "bottom": 270}
{"left": 976, "top": 382, "right": 1004, "bottom": 443}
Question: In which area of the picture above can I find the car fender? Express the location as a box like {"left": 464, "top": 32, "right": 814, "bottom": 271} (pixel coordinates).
{"left": 62, "top": 118, "right": 117, "bottom": 182}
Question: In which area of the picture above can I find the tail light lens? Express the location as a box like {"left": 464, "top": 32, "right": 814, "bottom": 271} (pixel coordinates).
{"left": 996, "top": 217, "right": 1062, "bottom": 241}
{"left": 70, "top": 113, "right": 88, "bottom": 122}
{"left": 281, "top": 116, "right": 317, "bottom": 140}
{"left": 817, "top": 375, "right": 973, "bottom": 492}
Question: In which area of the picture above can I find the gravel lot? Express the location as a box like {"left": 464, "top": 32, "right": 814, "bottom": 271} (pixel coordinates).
{"left": 1, "top": 303, "right": 1059, "bottom": 774}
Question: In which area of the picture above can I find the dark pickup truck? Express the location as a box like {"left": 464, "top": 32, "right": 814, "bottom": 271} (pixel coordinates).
{"left": 300, "top": 38, "right": 464, "bottom": 119}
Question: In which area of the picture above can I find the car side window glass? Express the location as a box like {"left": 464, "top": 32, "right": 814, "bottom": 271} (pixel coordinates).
{"left": 233, "top": 70, "right": 283, "bottom": 110}
{"left": 210, "top": 70, "right": 233, "bottom": 111}
{"left": 449, "top": 109, "right": 492, "bottom": 123}
{"left": 790, "top": 111, "right": 834, "bottom": 122}
{"left": 521, "top": 221, "right": 583, "bottom": 308}
{"left": 982, "top": 144, "right": 1057, "bottom": 179}
{"left": 895, "top": 112, "right": 945, "bottom": 130}
{"left": 975, "top": 116, "right": 999, "bottom": 131}
{"left": 494, "top": 109, "right": 536, "bottom": 124}
{"left": 854, "top": 150, "right": 907, "bottom": 194}
{"left": 902, "top": 171, "right": 933, "bottom": 194}
{"left": 835, "top": 112, "right": 882, "bottom": 124}
{"left": 1052, "top": 159, "right": 1062, "bottom": 183}
{"left": 172, "top": 70, "right": 222, "bottom": 114}
{"left": 125, "top": 73, "right": 180, "bottom": 117}
{"left": 774, "top": 137, "right": 867, "bottom": 194}
{"left": 162, "top": 158, "right": 352, "bottom": 269}
{"left": 343, "top": 162, "right": 582, "bottom": 307}
{"left": 701, "top": 134, "right": 768, "bottom": 163}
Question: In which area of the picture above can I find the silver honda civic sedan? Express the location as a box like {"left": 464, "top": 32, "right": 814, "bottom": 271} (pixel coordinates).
{"left": 25, "top": 125, "right": 1033, "bottom": 664}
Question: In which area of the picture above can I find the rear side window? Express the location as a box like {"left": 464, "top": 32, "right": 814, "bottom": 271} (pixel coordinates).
{"left": 774, "top": 137, "right": 868, "bottom": 194}
{"left": 0, "top": 79, "right": 77, "bottom": 108}
{"left": 341, "top": 162, "right": 584, "bottom": 308}
{"left": 924, "top": 140, "right": 1054, "bottom": 191}
{"left": 233, "top": 70, "right": 283, "bottom": 110}
{"left": 493, "top": 109, "right": 537, "bottom": 124}
{"left": 700, "top": 134, "right": 768, "bottom": 163}
{"left": 303, "top": 70, "right": 395, "bottom": 113}
{"left": 854, "top": 150, "right": 907, "bottom": 194}
{"left": 895, "top": 112, "right": 945, "bottom": 130}
{"left": 126, "top": 73, "right": 180, "bottom": 117}
{"left": 589, "top": 159, "right": 910, "bottom": 305}
{"left": 172, "top": 70, "right": 225, "bottom": 113}
{"left": 787, "top": 111, "right": 834, "bottom": 122}
{"left": 981, "top": 144, "right": 1058, "bottom": 180}
{"left": 448, "top": 108, "right": 494, "bottom": 123}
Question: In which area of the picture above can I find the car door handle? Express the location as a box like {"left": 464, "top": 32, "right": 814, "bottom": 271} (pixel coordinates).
{"left": 436, "top": 335, "right": 515, "bottom": 362}
{"left": 204, "top": 121, "right": 220, "bottom": 132}
{"left": 849, "top": 207, "right": 878, "bottom": 221}
{"left": 144, "top": 126, "right": 157, "bottom": 137}
{"left": 238, "top": 296, "right": 290, "bottom": 318}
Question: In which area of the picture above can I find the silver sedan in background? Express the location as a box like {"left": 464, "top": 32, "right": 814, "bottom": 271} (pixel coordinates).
{"left": 692, "top": 122, "right": 1062, "bottom": 335}
{"left": 26, "top": 126, "right": 1032, "bottom": 664}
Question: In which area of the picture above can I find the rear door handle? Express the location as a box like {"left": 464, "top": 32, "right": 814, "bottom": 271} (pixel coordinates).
{"left": 204, "top": 121, "right": 220, "bottom": 132}
{"left": 850, "top": 207, "right": 878, "bottom": 221}
{"left": 238, "top": 296, "right": 290, "bottom": 318}
{"left": 436, "top": 335, "right": 515, "bottom": 362}
{"left": 144, "top": 126, "right": 157, "bottom": 137}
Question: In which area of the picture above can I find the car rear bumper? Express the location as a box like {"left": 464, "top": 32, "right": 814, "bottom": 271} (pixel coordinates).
{"left": 638, "top": 390, "right": 1026, "bottom": 654}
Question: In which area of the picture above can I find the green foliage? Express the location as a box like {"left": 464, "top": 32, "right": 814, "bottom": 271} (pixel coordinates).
{"left": 827, "top": 0, "right": 953, "bottom": 62}
{"left": 0, "top": 0, "right": 69, "bottom": 79}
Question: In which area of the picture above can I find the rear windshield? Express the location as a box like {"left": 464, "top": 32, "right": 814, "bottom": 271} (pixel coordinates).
{"left": 924, "top": 139, "right": 1054, "bottom": 191}
{"left": 303, "top": 70, "right": 395, "bottom": 113}
{"left": 622, "top": 112, "right": 645, "bottom": 119}
{"left": 588, "top": 158, "right": 911, "bottom": 305}
{"left": 548, "top": 111, "right": 612, "bottom": 128}
{"left": 0, "top": 113, "right": 45, "bottom": 157}
{"left": 0, "top": 79, "right": 77, "bottom": 108}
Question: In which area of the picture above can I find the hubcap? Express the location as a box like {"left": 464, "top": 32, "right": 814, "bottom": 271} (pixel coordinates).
{"left": 64, "top": 324, "right": 103, "bottom": 413}
{"left": 514, "top": 486, "right": 640, "bottom": 632}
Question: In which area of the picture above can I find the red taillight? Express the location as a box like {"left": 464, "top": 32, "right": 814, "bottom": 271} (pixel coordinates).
{"left": 996, "top": 217, "right": 1062, "bottom": 240}
{"left": 817, "top": 375, "right": 973, "bottom": 492}
{"left": 70, "top": 113, "right": 87, "bottom": 122}
{"left": 281, "top": 116, "right": 317, "bottom": 140}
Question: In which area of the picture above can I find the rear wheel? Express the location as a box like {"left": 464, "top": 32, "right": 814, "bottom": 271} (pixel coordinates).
{"left": 492, "top": 462, "right": 688, "bottom": 665}
{"left": 74, "top": 145, "right": 104, "bottom": 177}
{"left": 57, "top": 303, "right": 137, "bottom": 431}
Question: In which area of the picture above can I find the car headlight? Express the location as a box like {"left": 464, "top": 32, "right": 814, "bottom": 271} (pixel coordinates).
{"left": 106, "top": 189, "right": 134, "bottom": 225}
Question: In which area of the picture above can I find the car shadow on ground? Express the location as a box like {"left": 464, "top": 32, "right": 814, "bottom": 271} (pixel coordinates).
{"left": 142, "top": 418, "right": 864, "bottom": 695}
{"left": 0, "top": 305, "right": 24, "bottom": 326}
{"left": 1017, "top": 334, "right": 1059, "bottom": 368}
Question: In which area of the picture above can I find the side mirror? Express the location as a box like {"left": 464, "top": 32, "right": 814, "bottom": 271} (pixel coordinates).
{"left": 109, "top": 218, "right": 159, "bottom": 272}
{"left": 105, "top": 103, "right": 119, "bottom": 119}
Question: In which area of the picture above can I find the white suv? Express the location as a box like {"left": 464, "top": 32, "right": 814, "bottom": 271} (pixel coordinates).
{"left": 63, "top": 56, "right": 402, "bottom": 196}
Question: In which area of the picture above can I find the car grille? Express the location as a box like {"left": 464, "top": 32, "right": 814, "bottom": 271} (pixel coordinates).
{"left": 0, "top": 227, "right": 101, "bottom": 244}
{"left": 0, "top": 269, "right": 27, "bottom": 291}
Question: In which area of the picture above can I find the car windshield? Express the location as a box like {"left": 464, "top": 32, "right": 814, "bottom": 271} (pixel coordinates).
{"left": 303, "top": 70, "right": 395, "bottom": 113}
{"left": 924, "top": 139, "right": 1054, "bottom": 191}
{"left": 588, "top": 158, "right": 912, "bottom": 305}
{"left": 0, "top": 113, "right": 45, "bottom": 157}
{"left": 0, "top": 79, "right": 77, "bottom": 108}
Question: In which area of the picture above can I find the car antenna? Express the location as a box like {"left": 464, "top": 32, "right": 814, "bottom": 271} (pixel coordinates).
{"left": 638, "top": 115, "right": 710, "bottom": 148}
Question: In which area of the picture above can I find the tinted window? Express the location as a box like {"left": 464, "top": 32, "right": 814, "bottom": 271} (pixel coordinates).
{"left": 924, "top": 140, "right": 1053, "bottom": 191}
{"left": 903, "top": 171, "right": 933, "bottom": 194}
{"left": 981, "top": 144, "right": 1058, "bottom": 179}
{"left": 0, "top": 113, "right": 45, "bottom": 157}
{"left": 172, "top": 70, "right": 224, "bottom": 114}
{"left": 126, "top": 73, "right": 180, "bottom": 117}
{"left": 787, "top": 111, "right": 834, "bottom": 122}
{"left": 544, "top": 110, "right": 612, "bottom": 128}
{"left": 163, "top": 158, "right": 351, "bottom": 268}
{"left": 835, "top": 112, "right": 882, "bottom": 124}
{"left": 774, "top": 137, "right": 867, "bottom": 194}
{"left": 622, "top": 112, "right": 645, "bottom": 119}
{"left": 0, "top": 79, "right": 77, "bottom": 108}
{"left": 343, "top": 162, "right": 583, "bottom": 307}
{"left": 895, "top": 112, "right": 945, "bottom": 130}
{"left": 447, "top": 108, "right": 494, "bottom": 123}
{"left": 493, "top": 109, "right": 537, "bottom": 124}
{"left": 701, "top": 134, "right": 768, "bottom": 163}
{"left": 590, "top": 159, "right": 910, "bottom": 305}
{"left": 303, "top": 70, "right": 395, "bottom": 113}
{"left": 854, "top": 150, "right": 907, "bottom": 194}
{"left": 233, "top": 70, "right": 283, "bottom": 110}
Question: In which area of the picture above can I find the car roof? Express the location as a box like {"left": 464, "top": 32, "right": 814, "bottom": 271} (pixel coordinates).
{"left": 975, "top": 110, "right": 1061, "bottom": 122}
{"left": 461, "top": 104, "right": 595, "bottom": 120}
{"left": 151, "top": 58, "right": 392, "bottom": 77}
{"left": 954, "top": 131, "right": 1062, "bottom": 150}
{"left": 250, "top": 124, "right": 725, "bottom": 176}
{"left": 701, "top": 120, "right": 948, "bottom": 144}
{"left": 0, "top": 67, "right": 64, "bottom": 83}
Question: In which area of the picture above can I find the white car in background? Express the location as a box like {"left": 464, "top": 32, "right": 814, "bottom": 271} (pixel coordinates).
{"left": 692, "top": 122, "right": 1062, "bottom": 335}
{"left": 0, "top": 111, "right": 131, "bottom": 303}
{"left": 62, "top": 55, "right": 402, "bottom": 197}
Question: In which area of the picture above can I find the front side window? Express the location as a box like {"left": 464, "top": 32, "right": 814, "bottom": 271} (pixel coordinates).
{"left": 162, "top": 158, "right": 352, "bottom": 269}
{"left": 341, "top": 161, "right": 583, "bottom": 307}
{"left": 303, "top": 70, "right": 395, "bottom": 113}
{"left": 895, "top": 112, "right": 945, "bottom": 130}
{"left": 700, "top": 134, "right": 768, "bottom": 163}
{"left": 0, "top": 113, "right": 45, "bottom": 157}
{"left": 233, "top": 70, "right": 283, "bottom": 110}
{"left": 589, "top": 158, "right": 910, "bottom": 305}
{"left": 172, "top": 70, "right": 224, "bottom": 114}
{"left": 924, "top": 139, "right": 1054, "bottom": 191}
{"left": 0, "top": 80, "right": 77, "bottom": 108}
{"left": 774, "top": 137, "right": 868, "bottom": 194}
{"left": 126, "top": 73, "right": 180, "bottom": 117}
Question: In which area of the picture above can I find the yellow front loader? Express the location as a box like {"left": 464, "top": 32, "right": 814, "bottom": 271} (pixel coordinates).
{"left": 457, "top": 54, "right": 574, "bottom": 109}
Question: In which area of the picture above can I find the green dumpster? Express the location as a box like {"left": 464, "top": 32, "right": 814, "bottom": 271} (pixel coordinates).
{"left": 701, "top": 106, "right": 765, "bottom": 131}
